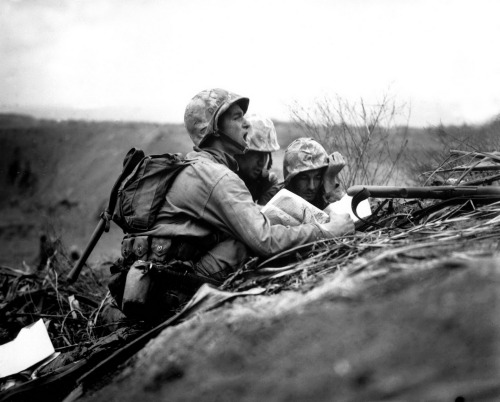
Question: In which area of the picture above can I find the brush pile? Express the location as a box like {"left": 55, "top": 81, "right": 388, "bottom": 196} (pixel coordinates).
{"left": 0, "top": 234, "right": 145, "bottom": 400}
{"left": 0, "top": 235, "right": 109, "bottom": 349}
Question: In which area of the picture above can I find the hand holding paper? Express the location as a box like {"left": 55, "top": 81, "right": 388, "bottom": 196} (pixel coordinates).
{"left": 261, "top": 190, "right": 371, "bottom": 233}
{"left": 319, "top": 211, "right": 355, "bottom": 236}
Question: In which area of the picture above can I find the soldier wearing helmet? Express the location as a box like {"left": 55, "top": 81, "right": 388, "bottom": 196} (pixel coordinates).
{"left": 147, "top": 89, "right": 353, "bottom": 284}
{"left": 284, "top": 138, "right": 345, "bottom": 210}
{"left": 184, "top": 88, "right": 250, "bottom": 153}
{"left": 235, "top": 114, "right": 281, "bottom": 205}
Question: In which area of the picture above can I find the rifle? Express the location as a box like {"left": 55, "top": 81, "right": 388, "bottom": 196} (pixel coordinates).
{"left": 347, "top": 185, "right": 500, "bottom": 223}
{"left": 347, "top": 185, "right": 500, "bottom": 200}
{"left": 66, "top": 148, "right": 145, "bottom": 284}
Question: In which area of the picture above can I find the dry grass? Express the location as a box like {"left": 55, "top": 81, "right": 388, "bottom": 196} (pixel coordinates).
{"left": 0, "top": 232, "right": 110, "bottom": 348}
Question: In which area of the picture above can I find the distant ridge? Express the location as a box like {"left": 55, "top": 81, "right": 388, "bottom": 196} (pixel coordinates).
{"left": 0, "top": 104, "right": 182, "bottom": 125}
{"left": 0, "top": 113, "right": 41, "bottom": 128}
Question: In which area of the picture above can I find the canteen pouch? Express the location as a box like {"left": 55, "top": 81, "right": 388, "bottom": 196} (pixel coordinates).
{"left": 121, "top": 237, "right": 136, "bottom": 265}
{"left": 107, "top": 260, "right": 129, "bottom": 307}
{"left": 149, "top": 237, "right": 173, "bottom": 264}
{"left": 121, "top": 260, "right": 153, "bottom": 319}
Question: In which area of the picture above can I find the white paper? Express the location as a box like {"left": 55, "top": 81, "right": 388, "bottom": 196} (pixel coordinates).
{"left": 261, "top": 189, "right": 329, "bottom": 226}
{"left": 324, "top": 194, "right": 372, "bottom": 222}
{"left": 260, "top": 203, "right": 302, "bottom": 226}
{"left": 0, "top": 319, "right": 56, "bottom": 378}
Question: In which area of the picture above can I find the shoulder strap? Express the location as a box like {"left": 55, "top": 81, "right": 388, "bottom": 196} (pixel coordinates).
{"left": 106, "top": 148, "right": 145, "bottom": 225}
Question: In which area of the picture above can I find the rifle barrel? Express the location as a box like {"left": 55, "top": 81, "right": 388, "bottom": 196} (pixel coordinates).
{"left": 347, "top": 185, "right": 500, "bottom": 200}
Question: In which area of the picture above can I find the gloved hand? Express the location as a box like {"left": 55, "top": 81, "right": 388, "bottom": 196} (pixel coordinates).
{"left": 323, "top": 152, "right": 346, "bottom": 203}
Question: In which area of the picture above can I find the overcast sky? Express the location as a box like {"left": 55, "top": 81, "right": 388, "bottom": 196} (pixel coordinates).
{"left": 1, "top": 0, "right": 499, "bottom": 126}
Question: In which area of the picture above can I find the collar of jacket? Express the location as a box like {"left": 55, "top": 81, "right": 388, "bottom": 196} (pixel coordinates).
{"left": 192, "top": 146, "right": 240, "bottom": 173}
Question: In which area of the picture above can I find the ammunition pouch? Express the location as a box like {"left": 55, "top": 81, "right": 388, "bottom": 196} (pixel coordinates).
{"left": 132, "top": 235, "right": 150, "bottom": 260}
{"left": 119, "top": 233, "right": 220, "bottom": 266}
{"left": 120, "top": 237, "right": 135, "bottom": 266}
{"left": 110, "top": 234, "right": 222, "bottom": 321}
{"left": 150, "top": 237, "right": 173, "bottom": 263}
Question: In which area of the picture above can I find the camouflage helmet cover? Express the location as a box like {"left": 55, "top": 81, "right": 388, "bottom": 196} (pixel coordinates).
{"left": 184, "top": 88, "right": 249, "bottom": 147}
{"left": 245, "top": 114, "right": 280, "bottom": 152}
{"left": 283, "top": 137, "right": 329, "bottom": 184}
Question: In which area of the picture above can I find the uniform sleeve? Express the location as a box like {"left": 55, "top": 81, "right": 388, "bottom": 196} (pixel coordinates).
{"left": 201, "top": 172, "right": 332, "bottom": 257}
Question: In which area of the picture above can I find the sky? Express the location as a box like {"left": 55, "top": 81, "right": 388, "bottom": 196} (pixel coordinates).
{"left": 1, "top": 0, "right": 500, "bottom": 127}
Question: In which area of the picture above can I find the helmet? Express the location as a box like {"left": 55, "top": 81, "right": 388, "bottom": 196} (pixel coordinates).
{"left": 283, "top": 137, "right": 329, "bottom": 184}
{"left": 245, "top": 114, "right": 280, "bottom": 152}
{"left": 184, "top": 88, "right": 249, "bottom": 147}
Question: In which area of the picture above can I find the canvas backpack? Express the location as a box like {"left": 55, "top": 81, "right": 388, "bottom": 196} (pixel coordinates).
{"left": 112, "top": 149, "right": 193, "bottom": 233}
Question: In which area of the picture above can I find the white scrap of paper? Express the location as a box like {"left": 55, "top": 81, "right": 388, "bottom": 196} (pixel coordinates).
{"left": 324, "top": 194, "right": 372, "bottom": 222}
{"left": 0, "top": 319, "right": 56, "bottom": 378}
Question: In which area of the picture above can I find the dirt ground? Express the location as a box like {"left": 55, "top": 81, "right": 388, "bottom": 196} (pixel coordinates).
{"left": 74, "top": 257, "right": 500, "bottom": 402}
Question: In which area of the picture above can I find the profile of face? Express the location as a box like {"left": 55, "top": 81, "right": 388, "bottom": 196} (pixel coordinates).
{"left": 235, "top": 151, "right": 270, "bottom": 181}
{"left": 218, "top": 103, "right": 250, "bottom": 155}
{"left": 288, "top": 168, "right": 324, "bottom": 203}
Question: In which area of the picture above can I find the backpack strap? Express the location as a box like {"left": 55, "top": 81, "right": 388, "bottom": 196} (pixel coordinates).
{"left": 105, "top": 148, "right": 145, "bottom": 231}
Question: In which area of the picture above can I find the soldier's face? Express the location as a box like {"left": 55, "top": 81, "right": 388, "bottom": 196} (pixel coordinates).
{"left": 218, "top": 103, "right": 250, "bottom": 155}
{"left": 235, "top": 151, "right": 270, "bottom": 181}
{"left": 288, "top": 168, "right": 323, "bottom": 203}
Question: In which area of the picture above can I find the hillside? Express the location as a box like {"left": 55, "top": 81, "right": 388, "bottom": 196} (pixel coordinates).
{"left": 0, "top": 116, "right": 189, "bottom": 266}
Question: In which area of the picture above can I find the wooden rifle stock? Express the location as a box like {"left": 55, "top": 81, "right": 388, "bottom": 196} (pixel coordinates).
{"left": 66, "top": 148, "right": 145, "bottom": 284}
{"left": 67, "top": 217, "right": 108, "bottom": 283}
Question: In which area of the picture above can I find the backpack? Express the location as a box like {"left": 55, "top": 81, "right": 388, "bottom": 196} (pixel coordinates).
{"left": 112, "top": 149, "right": 193, "bottom": 233}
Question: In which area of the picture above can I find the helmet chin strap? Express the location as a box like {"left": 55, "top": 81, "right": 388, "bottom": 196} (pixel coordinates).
{"left": 215, "top": 130, "right": 248, "bottom": 154}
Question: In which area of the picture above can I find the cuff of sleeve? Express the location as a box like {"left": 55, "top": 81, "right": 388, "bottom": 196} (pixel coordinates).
{"left": 310, "top": 222, "right": 333, "bottom": 240}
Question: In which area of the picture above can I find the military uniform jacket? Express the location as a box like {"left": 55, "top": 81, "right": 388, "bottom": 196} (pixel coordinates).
{"left": 145, "top": 147, "right": 332, "bottom": 257}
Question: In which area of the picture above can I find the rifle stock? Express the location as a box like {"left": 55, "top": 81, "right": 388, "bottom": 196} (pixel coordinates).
{"left": 66, "top": 217, "right": 107, "bottom": 283}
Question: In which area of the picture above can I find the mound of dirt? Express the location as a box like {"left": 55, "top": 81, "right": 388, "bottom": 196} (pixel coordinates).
{"left": 76, "top": 257, "right": 500, "bottom": 402}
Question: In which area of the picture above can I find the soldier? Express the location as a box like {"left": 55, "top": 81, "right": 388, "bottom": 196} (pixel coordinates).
{"left": 234, "top": 114, "right": 281, "bottom": 205}
{"left": 283, "top": 138, "right": 345, "bottom": 210}
{"left": 146, "top": 89, "right": 354, "bottom": 283}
